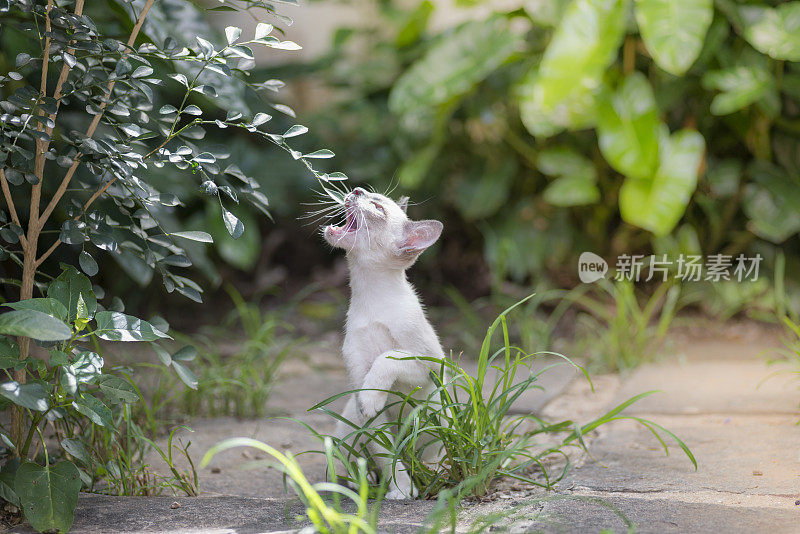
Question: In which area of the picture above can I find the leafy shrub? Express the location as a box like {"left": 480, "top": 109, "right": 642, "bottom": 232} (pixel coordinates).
{"left": 0, "top": 266, "right": 198, "bottom": 530}
{"left": 0, "top": 0, "right": 339, "bottom": 530}
{"left": 283, "top": 0, "right": 800, "bottom": 285}
{"left": 302, "top": 300, "right": 695, "bottom": 500}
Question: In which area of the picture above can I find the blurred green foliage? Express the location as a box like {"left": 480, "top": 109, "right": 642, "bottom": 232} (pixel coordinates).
{"left": 280, "top": 0, "right": 800, "bottom": 287}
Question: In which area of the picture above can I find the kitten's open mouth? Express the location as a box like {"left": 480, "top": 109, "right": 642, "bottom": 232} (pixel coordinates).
{"left": 344, "top": 208, "right": 359, "bottom": 232}
{"left": 327, "top": 206, "right": 359, "bottom": 235}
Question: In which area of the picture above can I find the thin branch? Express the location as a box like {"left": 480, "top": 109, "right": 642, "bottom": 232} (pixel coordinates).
{"left": 38, "top": 0, "right": 154, "bottom": 229}
{"left": 35, "top": 237, "right": 59, "bottom": 268}
{"left": 36, "top": 171, "right": 123, "bottom": 267}
{"left": 0, "top": 169, "right": 27, "bottom": 248}
{"left": 43, "top": 0, "right": 85, "bottom": 138}
{"left": 30, "top": 0, "right": 55, "bottom": 232}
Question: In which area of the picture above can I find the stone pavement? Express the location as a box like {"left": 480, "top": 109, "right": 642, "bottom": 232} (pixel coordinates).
{"left": 5, "top": 327, "right": 800, "bottom": 533}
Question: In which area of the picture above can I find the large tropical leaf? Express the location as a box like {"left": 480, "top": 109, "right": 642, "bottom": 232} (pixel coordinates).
{"left": 634, "top": 0, "right": 713, "bottom": 75}
{"left": 742, "top": 161, "right": 800, "bottom": 243}
{"left": 619, "top": 129, "right": 705, "bottom": 235}
{"left": 701, "top": 65, "right": 776, "bottom": 116}
{"left": 597, "top": 73, "right": 661, "bottom": 180}
{"left": 389, "top": 18, "right": 521, "bottom": 115}
{"left": 519, "top": 0, "right": 626, "bottom": 136}
{"left": 739, "top": 2, "right": 800, "bottom": 61}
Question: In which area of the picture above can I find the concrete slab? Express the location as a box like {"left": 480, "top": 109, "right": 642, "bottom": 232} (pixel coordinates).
{"left": 563, "top": 415, "right": 800, "bottom": 498}
{"left": 5, "top": 495, "right": 436, "bottom": 534}
{"left": 608, "top": 360, "right": 800, "bottom": 416}
{"left": 511, "top": 495, "right": 799, "bottom": 534}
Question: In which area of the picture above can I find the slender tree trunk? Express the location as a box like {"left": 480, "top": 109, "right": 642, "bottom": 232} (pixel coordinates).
{"left": 12, "top": 232, "right": 38, "bottom": 453}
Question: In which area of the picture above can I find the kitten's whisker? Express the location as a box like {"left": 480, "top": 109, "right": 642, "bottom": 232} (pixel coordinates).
{"left": 384, "top": 173, "right": 400, "bottom": 197}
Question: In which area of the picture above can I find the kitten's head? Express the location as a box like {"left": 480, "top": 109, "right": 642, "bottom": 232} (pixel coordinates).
{"left": 323, "top": 187, "right": 442, "bottom": 269}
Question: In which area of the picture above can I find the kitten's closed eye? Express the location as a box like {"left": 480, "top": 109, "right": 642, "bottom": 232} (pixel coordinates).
{"left": 371, "top": 201, "right": 386, "bottom": 216}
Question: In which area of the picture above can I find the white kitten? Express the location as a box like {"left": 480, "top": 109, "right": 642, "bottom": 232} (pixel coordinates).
{"left": 323, "top": 187, "right": 444, "bottom": 499}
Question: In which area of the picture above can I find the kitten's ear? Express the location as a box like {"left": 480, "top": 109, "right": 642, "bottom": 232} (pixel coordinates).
{"left": 399, "top": 219, "right": 443, "bottom": 254}
{"left": 397, "top": 196, "right": 410, "bottom": 213}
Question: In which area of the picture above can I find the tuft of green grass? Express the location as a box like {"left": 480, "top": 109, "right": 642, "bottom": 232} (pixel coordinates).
{"left": 570, "top": 279, "right": 680, "bottom": 372}
{"left": 154, "top": 287, "right": 292, "bottom": 419}
{"left": 300, "top": 297, "right": 696, "bottom": 501}
{"left": 201, "top": 437, "right": 379, "bottom": 534}
{"left": 65, "top": 383, "right": 198, "bottom": 497}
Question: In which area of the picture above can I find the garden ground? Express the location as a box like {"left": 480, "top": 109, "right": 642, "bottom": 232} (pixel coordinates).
{"left": 7, "top": 321, "right": 800, "bottom": 533}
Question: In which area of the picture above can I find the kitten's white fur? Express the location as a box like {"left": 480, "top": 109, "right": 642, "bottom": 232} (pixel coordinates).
{"left": 323, "top": 187, "right": 444, "bottom": 500}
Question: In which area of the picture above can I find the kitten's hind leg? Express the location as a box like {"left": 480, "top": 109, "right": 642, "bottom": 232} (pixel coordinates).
{"left": 336, "top": 396, "right": 417, "bottom": 499}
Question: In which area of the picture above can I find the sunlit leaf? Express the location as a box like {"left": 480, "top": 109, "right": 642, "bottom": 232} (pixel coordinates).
{"left": 389, "top": 18, "right": 521, "bottom": 115}
{"left": 739, "top": 3, "right": 800, "bottom": 61}
{"left": 597, "top": 73, "right": 661, "bottom": 180}
{"left": 634, "top": 0, "right": 713, "bottom": 75}
{"left": 619, "top": 128, "right": 705, "bottom": 235}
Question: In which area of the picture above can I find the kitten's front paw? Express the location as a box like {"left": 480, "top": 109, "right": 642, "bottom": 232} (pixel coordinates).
{"left": 357, "top": 389, "right": 387, "bottom": 419}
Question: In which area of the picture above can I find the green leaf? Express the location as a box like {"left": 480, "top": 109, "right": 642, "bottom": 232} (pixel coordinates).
{"left": 537, "top": 147, "right": 599, "bottom": 207}
{"left": 172, "top": 345, "right": 198, "bottom": 362}
{"left": 619, "top": 128, "right": 705, "bottom": 235}
{"left": 5, "top": 299, "right": 69, "bottom": 323}
{"left": 0, "top": 337, "right": 19, "bottom": 368}
{"left": 72, "top": 393, "right": 114, "bottom": 428}
{"left": 0, "top": 382, "right": 49, "bottom": 411}
{"left": 524, "top": 0, "right": 571, "bottom": 27}
{"left": 453, "top": 159, "right": 515, "bottom": 220}
{"left": 742, "top": 161, "right": 800, "bottom": 243}
{"left": 389, "top": 18, "right": 520, "bottom": 115}
{"left": 78, "top": 251, "right": 99, "bottom": 276}
{"left": 739, "top": 3, "right": 800, "bottom": 61}
{"left": 0, "top": 310, "right": 71, "bottom": 341}
{"left": 48, "top": 350, "right": 70, "bottom": 367}
{"left": 172, "top": 361, "right": 198, "bottom": 390}
{"left": 0, "top": 459, "right": 20, "bottom": 507}
{"left": 94, "top": 311, "right": 170, "bottom": 342}
{"left": 66, "top": 351, "right": 103, "bottom": 384}
{"left": 47, "top": 265, "right": 96, "bottom": 323}
{"left": 15, "top": 461, "right": 81, "bottom": 534}
{"left": 597, "top": 73, "right": 661, "bottom": 180}
{"left": 75, "top": 294, "right": 89, "bottom": 322}
{"left": 152, "top": 344, "right": 172, "bottom": 366}
{"left": 225, "top": 26, "right": 242, "bottom": 45}
{"left": 634, "top": 0, "right": 713, "bottom": 75}
{"left": 170, "top": 231, "right": 213, "bottom": 243}
{"left": 221, "top": 207, "right": 245, "bottom": 239}
{"left": 255, "top": 22, "right": 274, "bottom": 39}
{"left": 519, "top": 0, "right": 626, "bottom": 136}
{"left": 543, "top": 175, "right": 600, "bottom": 206}
{"left": 61, "top": 439, "right": 91, "bottom": 465}
{"left": 701, "top": 66, "right": 775, "bottom": 116}
{"left": 97, "top": 375, "right": 139, "bottom": 404}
